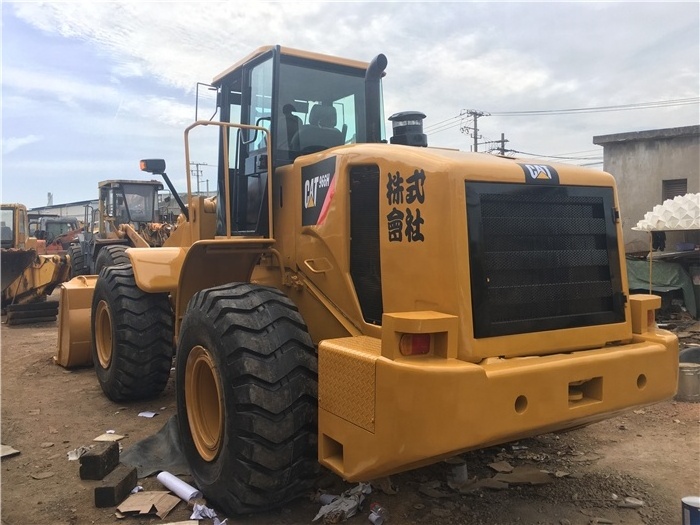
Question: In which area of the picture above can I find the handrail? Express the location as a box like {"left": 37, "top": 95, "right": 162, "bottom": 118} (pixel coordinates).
{"left": 183, "top": 120, "right": 272, "bottom": 240}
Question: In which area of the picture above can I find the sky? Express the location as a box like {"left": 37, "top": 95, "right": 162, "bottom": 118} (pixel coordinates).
{"left": 1, "top": 1, "right": 699, "bottom": 210}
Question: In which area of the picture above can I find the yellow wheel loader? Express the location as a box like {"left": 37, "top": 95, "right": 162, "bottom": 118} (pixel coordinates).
{"left": 68, "top": 179, "right": 175, "bottom": 278}
{"left": 57, "top": 45, "right": 678, "bottom": 516}
{"left": 1, "top": 203, "right": 70, "bottom": 324}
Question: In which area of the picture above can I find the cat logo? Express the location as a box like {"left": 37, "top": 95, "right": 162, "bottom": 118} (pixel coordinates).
{"left": 304, "top": 172, "right": 330, "bottom": 210}
{"left": 519, "top": 163, "right": 560, "bottom": 184}
{"left": 301, "top": 157, "right": 337, "bottom": 226}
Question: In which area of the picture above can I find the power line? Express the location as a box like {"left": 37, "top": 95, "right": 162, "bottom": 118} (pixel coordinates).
{"left": 507, "top": 149, "right": 603, "bottom": 161}
{"left": 489, "top": 97, "right": 699, "bottom": 116}
{"left": 424, "top": 97, "right": 699, "bottom": 134}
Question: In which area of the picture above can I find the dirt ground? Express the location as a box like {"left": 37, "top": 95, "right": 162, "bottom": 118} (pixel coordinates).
{"left": 1, "top": 299, "right": 699, "bottom": 525}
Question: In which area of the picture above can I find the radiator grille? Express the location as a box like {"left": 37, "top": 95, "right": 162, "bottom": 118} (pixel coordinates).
{"left": 466, "top": 182, "right": 625, "bottom": 338}
{"left": 350, "top": 166, "right": 383, "bottom": 325}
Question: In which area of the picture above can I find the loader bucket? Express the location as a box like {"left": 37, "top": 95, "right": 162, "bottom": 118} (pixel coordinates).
{"left": 54, "top": 275, "right": 98, "bottom": 369}
{"left": 1, "top": 249, "right": 36, "bottom": 292}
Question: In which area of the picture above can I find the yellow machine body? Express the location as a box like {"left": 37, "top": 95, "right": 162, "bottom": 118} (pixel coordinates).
{"left": 1, "top": 203, "right": 70, "bottom": 309}
{"left": 54, "top": 46, "right": 678, "bottom": 485}
{"left": 151, "top": 142, "right": 677, "bottom": 481}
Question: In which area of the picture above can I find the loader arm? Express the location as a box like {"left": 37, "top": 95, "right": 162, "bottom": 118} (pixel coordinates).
{"left": 120, "top": 224, "right": 151, "bottom": 248}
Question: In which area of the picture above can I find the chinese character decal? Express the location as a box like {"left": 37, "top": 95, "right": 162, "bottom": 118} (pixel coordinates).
{"left": 406, "top": 169, "right": 426, "bottom": 204}
{"left": 386, "top": 171, "right": 404, "bottom": 205}
{"left": 387, "top": 207, "right": 404, "bottom": 242}
{"left": 386, "top": 169, "right": 426, "bottom": 242}
{"left": 405, "top": 207, "right": 424, "bottom": 242}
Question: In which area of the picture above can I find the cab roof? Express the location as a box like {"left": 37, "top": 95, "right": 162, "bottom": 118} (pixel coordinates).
{"left": 212, "top": 45, "right": 370, "bottom": 85}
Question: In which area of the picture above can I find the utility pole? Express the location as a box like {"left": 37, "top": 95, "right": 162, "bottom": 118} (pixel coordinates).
{"left": 494, "top": 133, "right": 509, "bottom": 155}
{"left": 459, "top": 110, "right": 490, "bottom": 152}
{"left": 189, "top": 162, "right": 210, "bottom": 195}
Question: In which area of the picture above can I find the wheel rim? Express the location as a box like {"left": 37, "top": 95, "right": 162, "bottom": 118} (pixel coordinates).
{"left": 94, "top": 300, "right": 113, "bottom": 368}
{"left": 185, "top": 345, "right": 223, "bottom": 462}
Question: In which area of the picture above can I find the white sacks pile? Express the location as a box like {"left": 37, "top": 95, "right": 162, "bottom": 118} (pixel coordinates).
{"left": 633, "top": 193, "right": 700, "bottom": 231}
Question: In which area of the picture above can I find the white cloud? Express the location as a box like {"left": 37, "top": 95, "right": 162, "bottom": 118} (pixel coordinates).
{"left": 1, "top": 134, "right": 43, "bottom": 155}
{"left": 3, "top": 1, "right": 698, "bottom": 208}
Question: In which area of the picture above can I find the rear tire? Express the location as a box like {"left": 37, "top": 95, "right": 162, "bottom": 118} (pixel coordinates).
{"left": 176, "top": 282, "right": 319, "bottom": 515}
{"left": 91, "top": 264, "right": 174, "bottom": 401}
{"left": 94, "top": 245, "right": 130, "bottom": 275}
{"left": 69, "top": 244, "right": 87, "bottom": 277}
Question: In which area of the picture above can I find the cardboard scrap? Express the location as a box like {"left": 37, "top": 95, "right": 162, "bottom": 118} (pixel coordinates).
{"left": 116, "top": 491, "right": 180, "bottom": 519}
{"left": 94, "top": 433, "right": 125, "bottom": 442}
{"left": 1, "top": 445, "right": 20, "bottom": 458}
{"left": 488, "top": 460, "right": 514, "bottom": 473}
{"left": 493, "top": 465, "right": 553, "bottom": 485}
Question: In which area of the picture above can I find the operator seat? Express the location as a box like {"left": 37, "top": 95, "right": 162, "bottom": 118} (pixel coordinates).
{"left": 291, "top": 105, "right": 344, "bottom": 153}
{"left": 1, "top": 226, "right": 13, "bottom": 245}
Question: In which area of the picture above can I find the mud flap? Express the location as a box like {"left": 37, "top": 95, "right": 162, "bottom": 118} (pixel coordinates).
{"left": 54, "top": 275, "right": 98, "bottom": 368}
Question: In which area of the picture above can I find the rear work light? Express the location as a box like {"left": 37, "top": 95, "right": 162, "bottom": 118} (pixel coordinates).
{"left": 399, "top": 333, "right": 431, "bottom": 356}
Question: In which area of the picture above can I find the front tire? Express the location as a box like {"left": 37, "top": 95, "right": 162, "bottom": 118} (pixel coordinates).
{"left": 91, "top": 264, "right": 174, "bottom": 401}
{"left": 94, "top": 245, "right": 130, "bottom": 275}
{"left": 176, "top": 283, "right": 318, "bottom": 515}
{"left": 69, "top": 244, "right": 87, "bottom": 277}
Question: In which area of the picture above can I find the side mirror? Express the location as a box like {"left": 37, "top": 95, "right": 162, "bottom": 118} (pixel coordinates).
{"left": 140, "top": 159, "right": 166, "bottom": 175}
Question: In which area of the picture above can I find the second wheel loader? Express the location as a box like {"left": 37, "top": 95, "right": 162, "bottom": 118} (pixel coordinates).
{"left": 68, "top": 179, "right": 174, "bottom": 277}
{"left": 57, "top": 45, "right": 678, "bottom": 517}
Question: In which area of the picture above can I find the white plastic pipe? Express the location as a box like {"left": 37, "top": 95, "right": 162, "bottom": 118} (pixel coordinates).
{"left": 156, "top": 470, "right": 202, "bottom": 502}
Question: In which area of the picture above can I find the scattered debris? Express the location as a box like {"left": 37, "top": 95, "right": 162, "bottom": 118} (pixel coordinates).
{"left": 138, "top": 411, "right": 158, "bottom": 418}
{"left": 156, "top": 471, "right": 203, "bottom": 502}
{"left": 617, "top": 496, "right": 644, "bottom": 508}
{"left": 319, "top": 493, "right": 339, "bottom": 505}
{"left": 368, "top": 502, "right": 388, "bottom": 525}
{"left": 371, "top": 476, "right": 398, "bottom": 495}
{"left": 446, "top": 457, "right": 469, "bottom": 488}
{"left": 67, "top": 444, "right": 94, "bottom": 461}
{"left": 312, "top": 482, "right": 372, "bottom": 523}
{"left": 94, "top": 433, "right": 125, "bottom": 442}
{"left": 190, "top": 503, "right": 218, "bottom": 520}
{"left": 31, "top": 471, "right": 55, "bottom": 480}
{"left": 569, "top": 452, "right": 602, "bottom": 463}
{"left": 418, "top": 480, "right": 452, "bottom": 498}
{"left": 470, "top": 478, "right": 509, "bottom": 491}
{"left": 493, "top": 465, "right": 553, "bottom": 485}
{"left": 488, "top": 460, "right": 514, "bottom": 473}
{"left": 116, "top": 491, "right": 180, "bottom": 520}
{"left": 1, "top": 444, "right": 20, "bottom": 458}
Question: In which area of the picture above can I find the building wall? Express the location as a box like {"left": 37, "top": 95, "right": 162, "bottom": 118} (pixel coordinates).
{"left": 593, "top": 126, "right": 700, "bottom": 253}
{"left": 30, "top": 201, "right": 97, "bottom": 224}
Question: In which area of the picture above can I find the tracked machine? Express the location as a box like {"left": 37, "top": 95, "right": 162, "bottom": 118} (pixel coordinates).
{"left": 57, "top": 46, "right": 678, "bottom": 515}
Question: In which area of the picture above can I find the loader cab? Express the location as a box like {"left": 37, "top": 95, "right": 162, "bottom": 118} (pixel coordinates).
{"left": 0, "top": 204, "right": 28, "bottom": 249}
{"left": 211, "top": 45, "right": 386, "bottom": 237}
{"left": 96, "top": 180, "right": 163, "bottom": 236}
